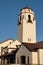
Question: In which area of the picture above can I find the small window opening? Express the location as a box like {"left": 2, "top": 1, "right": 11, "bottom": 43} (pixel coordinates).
{"left": 28, "top": 15, "right": 31, "bottom": 20}
{"left": 18, "top": 16, "right": 22, "bottom": 25}
{"left": 28, "top": 57, "right": 29, "bottom": 64}
{"left": 28, "top": 15, "right": 32, "bottom": 23}
{"left": 28, "top": 38, "right": 31, "bottom": 41}
{"left": 21, "top": 56, "right": 26, "bottom": 64}
{"left": 20, "top": 16, "right": 21, "bottom": 21}
{"left": 18, "top": 21, "right": 21, "bottom": 25}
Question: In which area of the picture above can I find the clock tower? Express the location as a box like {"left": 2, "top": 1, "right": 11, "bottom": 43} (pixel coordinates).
{"left": 18, "top": 7, "right": 36, "bottom": 43}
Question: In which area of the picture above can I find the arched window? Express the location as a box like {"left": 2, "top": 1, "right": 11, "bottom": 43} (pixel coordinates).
{"left": 18, "top": 16, "right": 21, "bottom": 25}
{"left": 28, "top": 15, "right": 32, "bottom": 23}
{"left": 28, "top": 15, "right": 31, "bottom": 20}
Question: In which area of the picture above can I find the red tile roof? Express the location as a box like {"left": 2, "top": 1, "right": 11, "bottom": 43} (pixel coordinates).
{"left": 1, "top": 41, "right": 43, "bottom": 58}
{"left": 22, "top": 41, "right": 43, "bottom": 51}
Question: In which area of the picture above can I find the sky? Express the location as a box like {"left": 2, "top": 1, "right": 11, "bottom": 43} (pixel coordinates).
{"left": 0, "top": 0, "right": 43, "bottom": 42}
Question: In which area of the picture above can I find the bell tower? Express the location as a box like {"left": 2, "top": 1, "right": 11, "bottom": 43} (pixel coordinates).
{"left": 18, "top": 7, "right": 36, "bottom": 43}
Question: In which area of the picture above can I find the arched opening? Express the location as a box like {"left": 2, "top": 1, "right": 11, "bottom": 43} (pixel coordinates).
{"left": 21, "top": 56, "right": 26, "bottom": 64}
{"left": 28, "top": 15, "right": 32, "bottom": 23}
{"left": 28, "top": 15, "right": 31, "bottom": 20}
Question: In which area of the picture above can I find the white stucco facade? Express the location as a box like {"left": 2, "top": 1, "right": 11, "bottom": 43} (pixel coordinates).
{"left": 32, "top": 52, "right": 38, "bottom": 64}
{"left": 18, "top": 8, "right": 36, "bottom": 43}
{"left": 38, "top": 49, "right": 43, "bottom": 64}
{"left": 8, "top": 40, "right": 21, "bottom": 52}
{"left": 0, "top": 6, "right": 43, "bottom": 65}
{"left": 0, "top": 39, "right": 14, "bottom": 55}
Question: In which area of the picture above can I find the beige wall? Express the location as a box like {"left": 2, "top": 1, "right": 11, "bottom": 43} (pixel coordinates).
{"left": 8, "top": 40, "right": 21, "bottom": 52}
{"left": 38, "top": 49, "right": 43, "bottom": 64}
{"left": 0, "top": 40, "right": 21, "bottom": 54}
{"left": 0, "top": 39, "right": 14, "bottom": 55}
{"left": 18, "top": 23, "right": 23, "bottom": 43}
{"left": 18, "top": 8, "right": 36, "bottom": 43}
{"left": 16, "top": 45, "right": 32, "bottom": 64}
{"left": 23, "top": 17, "right": 36, "bottom": 43}
{"left": 32, "top": 52, "right": 38, "bottom": 64}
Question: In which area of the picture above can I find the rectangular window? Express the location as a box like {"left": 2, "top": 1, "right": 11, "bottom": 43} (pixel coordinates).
{"left": 28, "top": 57, "right": 29, "bottom": 64}
{"left": 28, "top": 15, "right": 31, "bottom": 20}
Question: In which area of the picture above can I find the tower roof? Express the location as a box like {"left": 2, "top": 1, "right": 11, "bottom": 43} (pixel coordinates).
{"left": 20, "top": 6, "right": 33, "bottom": 11}
{"left": 19, "top": 6, "right": 34, "bottom": 15}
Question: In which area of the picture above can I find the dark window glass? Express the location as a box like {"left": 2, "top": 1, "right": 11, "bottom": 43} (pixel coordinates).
{"left": 28, "top": 15, "right": 32, "bottom": 23}
{"left": 28, "top": 15, "right": 31, "bottom": 20}
{"left": 18, "top": 21, "right": 21, "bottom": 25}
{"left": 21, "top": 56, "right": 26, "bottom": 64}
{"left": 28, "top": 57, "right": 29, "bottom": 64}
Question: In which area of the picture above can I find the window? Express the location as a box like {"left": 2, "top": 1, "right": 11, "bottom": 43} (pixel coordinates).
{"left": 20, "top": 16, "right": 21, "bottom": 21}
{"left": 28, "top": 15, "right": 31, "bottom": 20}
{"left": 28, "top": 15, "right": 32, "bottom": 23}
{"left": 20, "top": 15, "right": 24, "bottom": 21}
{"left": 21, "top": 56, "right": 26, "bottom": 64}
{"left": 18, "top": 21, "right": 21, "bottom": 25}
{"left": 28, "top": 38, "right": 31, "bottom": 42}
{"left": 27, "top": 57, "right": 29, "bottom": 64}
{"left": 18, "top": 16, "right": 22, "bottom": 25}
{"left": 10, "top": 58, "right": 15, "bottom": 64}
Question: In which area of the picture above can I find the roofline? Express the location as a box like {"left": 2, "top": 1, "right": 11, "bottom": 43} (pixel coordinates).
{"left": 21, "top": 41, "right": 43, "bottom": 51}
{"left": 0, "top": 38, "right": 15, "bottom": 44}
{"left": 21, "top": 43, "right": 37, "bottom": 52}
{"left": 22, "top": 41, "right": 43, "bottom": 44}
{"left": 22, "top": 42, "right": 35, "bottom": 44}
{"left": 36, "top": 41, "right": 43, "bottom": 44}
{"left": 20, "top": 6, "right": 33, "bottom": 11}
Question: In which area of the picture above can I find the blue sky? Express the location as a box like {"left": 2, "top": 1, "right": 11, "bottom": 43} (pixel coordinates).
{"left": 0, "top": 0, "right": 43, "bottom": 42}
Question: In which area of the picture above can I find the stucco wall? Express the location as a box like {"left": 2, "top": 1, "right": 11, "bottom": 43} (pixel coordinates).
{"left": 18, "top": 8, "right": 36, "bottom": 43}
{"left": 38, "top": 49, "right": 43, "bottom": 64}
{"left": 18, "top": 20, "right": 23, "bottom": 43}
{"left": 16, "top": 45, "right": 32, "bottom": 64}
{"left": 0, "top": 39, "right": 14, "bottom": 55}
{"left": 23, "top": 12, "right": 36, "bottom": 43}
{"left": 8, "top": 40, "right": 21, "bottom": 52}
{"left": 32, "top": 52, "right": 38, "bottom": 64}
